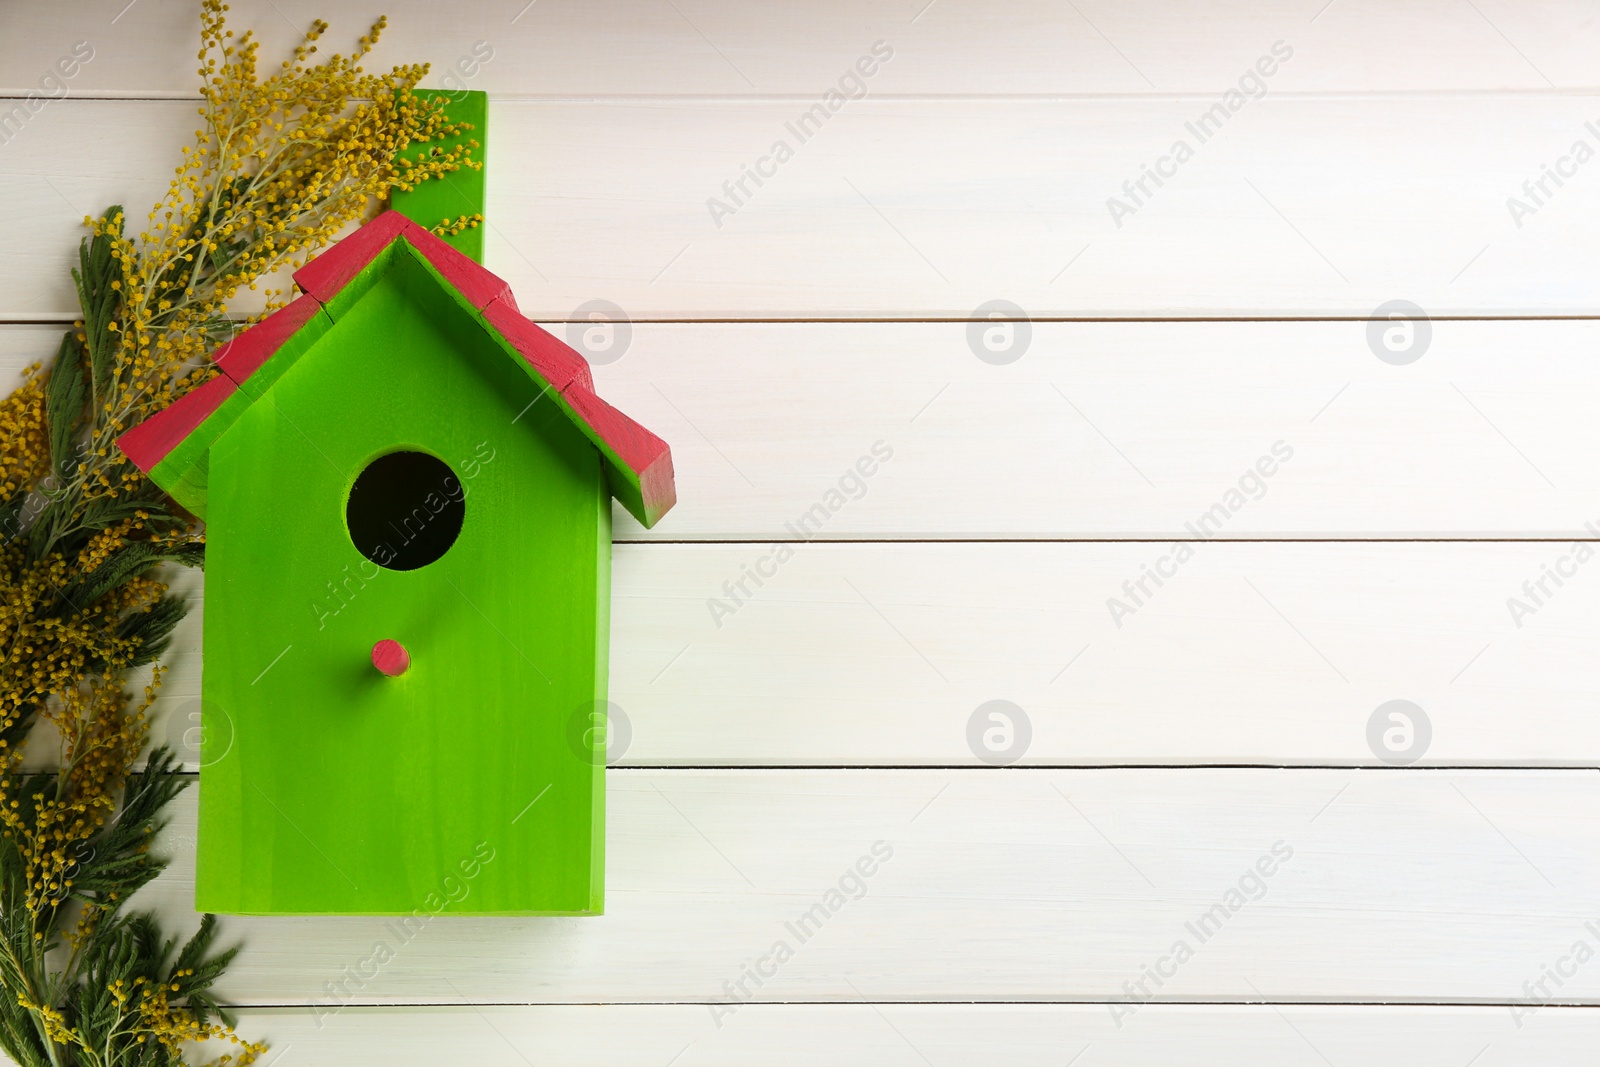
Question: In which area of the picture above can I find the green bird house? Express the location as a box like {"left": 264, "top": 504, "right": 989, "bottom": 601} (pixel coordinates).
{"left": 118, "top": 154, "right": 674, "bottom": 914}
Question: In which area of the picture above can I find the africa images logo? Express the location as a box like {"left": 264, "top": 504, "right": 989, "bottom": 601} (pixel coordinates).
{"left": 1105, "top": 41, "right": 1294, "bottom": 228}
{"left": 705, "top": 41, "right": 895, "bottom": 228}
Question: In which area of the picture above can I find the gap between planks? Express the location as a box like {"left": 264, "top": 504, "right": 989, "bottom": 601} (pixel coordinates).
{"left": 14, "top": 315, "right": 1600, "bottom": 325}
{"left": 218, "top": 1000, "right": 1600, "bottom": 1013}
{"left": 11, "top": 90, "right": 1600, "bottom": 103}
{"left": 610, "top": 537, "right": 1600, "bottom": 544}
{"left": 150, "top": 767, "right": 1600, "bottom": 776}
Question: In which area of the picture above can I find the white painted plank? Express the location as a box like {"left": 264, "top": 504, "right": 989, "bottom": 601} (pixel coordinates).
{"left": 130, "top": 769, "right": 1600, "bottom": 1004}
{"left": 3, "top": 0, "right": 1597, "bottom": 96}
{"left": 0, "top": 0, "right": 1589, "bottom": 1046}
{"left": 102, "top": 541, "right": 1600, "bottom": 768}
{"left": 4, "top": 98, "right": 1599, "bottom": 318}
{"left": 8, "top": 320, "right": 1600, "bottom": 539}
{"left": 611, "top": 541, "right": 1600, "bottom": 766}
{"left": 588, "top": 319, "right": 1600, "bottom": 540}
{"left": 6, "top": 329, "right": 1600, "bottom": 766}
{"left": 201, "top": 1004, "right": 1600, "bottom": 1066}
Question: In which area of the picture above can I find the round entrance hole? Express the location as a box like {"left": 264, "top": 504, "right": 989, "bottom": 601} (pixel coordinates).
{"left": 346, "top": 450, "right": 465, "bottom": 571}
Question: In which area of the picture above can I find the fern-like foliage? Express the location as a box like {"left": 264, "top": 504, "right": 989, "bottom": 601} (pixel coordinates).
{"left": 0, "top": 4, "right": 484, "bottom": 1063}
{"left": 0, "top": 751, "right": 258, "bottom": 1067}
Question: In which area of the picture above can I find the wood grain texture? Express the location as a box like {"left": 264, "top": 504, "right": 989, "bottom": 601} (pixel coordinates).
{"left": 3, "top": 0, "right": 1598, "bottom": 96}
{"left": 370, "top": 640, "right": 412, "bottom": 678}
{"left": 4, "top": 98, "right": 1599, "bottom": 318}
{"left": 13, "top": 319, "right": 1599, "bottom": 539}
{"left": 197, "top": 249, "right": 609, "bottom": 914}
{"left": 218, "top": 1004, "right": 1600, "bottom": 1065}
{"left": 115, "top": 541, "right": 1600, "bottom": 768}
{"left": 130, "top": 769, "right": 1600, "bottom": 1005}
{"left": 3, "top": 0, "right": 1594, "bottom": 1056}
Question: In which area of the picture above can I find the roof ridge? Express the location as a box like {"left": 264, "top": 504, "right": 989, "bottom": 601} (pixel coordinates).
{"left": 117, "top": 212, "right": 675, "bottom": 528}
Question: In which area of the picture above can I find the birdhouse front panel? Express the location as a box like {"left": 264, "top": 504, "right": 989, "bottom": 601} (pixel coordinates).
{"left": 118, "top": 212, "right": 675, "bottom": 915}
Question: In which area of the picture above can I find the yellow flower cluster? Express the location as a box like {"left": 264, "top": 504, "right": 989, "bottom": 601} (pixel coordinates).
{"left": 3, "top": 0, "right": 480, "bottom": 873}
{"left": 24, "top": 972, "right": 268, "bottom": 1066}
{"left": 0, "top": 3, "right": 481, "bottom": 1062}
{"left": 0, "top": 520, "right": 170, "bottom": 912}
{"left": 84, "top": 0, "right": 480, "bottom": 507}
{"left": 0, "top": 364, "right": 48, "bottom": 503}
{"left": 120, "top": 973, "right": 268, "bottom": 1066}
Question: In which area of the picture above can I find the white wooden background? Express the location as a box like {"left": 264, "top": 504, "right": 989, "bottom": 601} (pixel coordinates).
{"left": 5, "top": 0, "right": 1600, "bottom": 1062}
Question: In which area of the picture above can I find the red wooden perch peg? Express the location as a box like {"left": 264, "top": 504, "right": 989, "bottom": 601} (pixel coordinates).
{"left": 372, "top": 639, "right": 410, "bottom": 677}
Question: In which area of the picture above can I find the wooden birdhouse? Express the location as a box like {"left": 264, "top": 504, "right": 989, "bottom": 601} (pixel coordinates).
{"left": 117, "top": 95, "right": 674, "bottom": 914}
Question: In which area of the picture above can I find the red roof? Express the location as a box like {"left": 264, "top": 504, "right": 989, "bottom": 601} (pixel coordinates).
{"left": 118, "top": 211, "right": 674, "bottom": 528}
